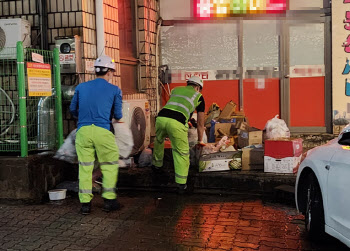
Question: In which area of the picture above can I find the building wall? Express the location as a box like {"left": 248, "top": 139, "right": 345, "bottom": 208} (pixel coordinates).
{"left": 160, "top": 0, "right": 323, "bottom": 20}
{"left": 103, "top": 0, "right": 121, "bottom": 87}
{"left": 332, "top": 0, "right": 350, "bottom": 125}
{"left": 137, "top": 0, "right": 159, "bottom": 115}
{"left": 0, "top": 0, "right": 41, "bottom": 47}
{"left": 46, "top": 0, "right": 85, "bottom": 134}
{"left": 160, "top": 1, "right": 329, "bottom": 131}
{"left": 1, "top": 0, "right": 161, "bottom": 136}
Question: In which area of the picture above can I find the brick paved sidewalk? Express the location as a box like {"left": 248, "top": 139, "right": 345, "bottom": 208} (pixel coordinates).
{"left": 0, "top": 192, "right": 347, "bottom": 251}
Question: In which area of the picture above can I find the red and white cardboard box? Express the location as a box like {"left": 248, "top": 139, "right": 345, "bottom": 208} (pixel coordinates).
{"left": 264, "top": 154, "right": 302, "bottom": 174}
{"left": 264, "top": 138, "right": 303, "bottom": 158}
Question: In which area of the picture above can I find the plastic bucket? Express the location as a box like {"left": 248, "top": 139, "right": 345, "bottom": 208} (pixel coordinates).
{"left": 48, "top": 189, "right": 67, "bottom": 200}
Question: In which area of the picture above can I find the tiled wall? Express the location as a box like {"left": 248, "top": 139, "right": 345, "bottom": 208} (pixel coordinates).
{"left": 137, "top": 0, "right": 159, "bottom": 116}
{"left": 81, "top": 0, "right": 97, "bottom": 82}
{"left": 47, "top": 0, "right": 83, "bottom": 49}
{"left": 0, "top": 1, "right": 43, "bottom": 141}
{"left": 103, "top": 0, "right": 121, "bottom": 87}
{"left": 46, "top": 0, "right": 85, "bottom": 134}
{"left": 0, "top": 0, "right": 40, "bottom": 47}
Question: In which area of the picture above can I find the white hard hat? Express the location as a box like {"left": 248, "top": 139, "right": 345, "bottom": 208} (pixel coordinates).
{"left": 187, "top": 76, "right": 204, "bottom": 89}
{"left": 94, "top": 55, "right": 116, "bottom": 72}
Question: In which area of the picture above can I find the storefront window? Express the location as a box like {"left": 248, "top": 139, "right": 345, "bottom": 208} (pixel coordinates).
{"left": 243, "top": 20, "right": 279, "bottom": 68}
{"left": 290, "top": 23, "right": 324, "bottom": 66}
{"left": 161, "top": 23, "right": 238, "bottom": 71}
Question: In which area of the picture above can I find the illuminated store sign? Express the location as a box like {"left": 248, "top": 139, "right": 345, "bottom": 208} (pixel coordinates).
{"left": 194, "top": 0, "right": 287, "bottom": 18}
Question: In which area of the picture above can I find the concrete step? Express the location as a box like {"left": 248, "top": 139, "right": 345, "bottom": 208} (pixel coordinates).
{"left": 116, "top": 166, "right": 296, "bottom": 196}
{"left": 58, "top": 166, "right": 296, "bottom": 196}
{"left": 272, "top": 184, "right": 296, "bottom": 206}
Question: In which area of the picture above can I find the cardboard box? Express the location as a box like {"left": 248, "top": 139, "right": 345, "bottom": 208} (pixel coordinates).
{"left": 199, "top": 159, "right": 232, "bottom": 172}
{"left": 234, "top": 111, "right": 245, "bottom": 116}
{"left": 238, "top": 129, "right": 263, "bottom": 148}
{"left": 233, "top": 135, "right": 238, "bottom": 146}
{"left": 264, "top": 138, "right": 303, "bottom": 158}
{"left": 264, "top": 154, "right": 302, "bottom": 174}
{"left": 199, "top": 151, "right": 237, "bottom": 172}
{"left": 200, "top": 151, "right": 236, "bottom": 161}
{"left": 218, "top": 101, "right": 237, "bottom": 120}
{"left": 236, "top": 121, "right": 249, "bottom": 131}
{"left": 218, "top": 116, "right": 246, "bottom": 124}
{"left": 333, "top": 125, "right": 347, "bottom": 135}
{"left": 214, "top": 123, "right": 237, "bottom": 137}
{"left": 242, "top": 148, "right": 264, "bottom": 171}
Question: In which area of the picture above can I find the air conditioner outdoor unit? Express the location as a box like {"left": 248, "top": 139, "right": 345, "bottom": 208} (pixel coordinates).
{"left": 121, "top": 99, "right": 151, "bottom": 156}
{"left": 0, "top": 18, "right": 31, "bottom": 59}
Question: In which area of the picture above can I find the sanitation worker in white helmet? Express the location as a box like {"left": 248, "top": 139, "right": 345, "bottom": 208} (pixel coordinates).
{"left": 152, "top": 75, "right": 206, "bottom": 194}
{"left": 70, "top": 55, "right": 123, "bottom": 214}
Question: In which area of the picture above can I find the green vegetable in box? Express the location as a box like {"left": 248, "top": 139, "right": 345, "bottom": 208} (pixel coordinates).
{"left": 229, "top": 151, "right": 242, "bottom": 170}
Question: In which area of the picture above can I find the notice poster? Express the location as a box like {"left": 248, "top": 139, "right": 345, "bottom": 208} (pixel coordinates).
{"left": 27, "top": 62, "right": 52, "bottom": 96}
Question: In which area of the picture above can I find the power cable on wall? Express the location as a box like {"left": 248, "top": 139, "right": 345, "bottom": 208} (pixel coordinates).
{"left": 136, "top": 0, "right": 161, "bottom": 116}
{"left": 0, "top": 87, "right": 15, "bottom": 136}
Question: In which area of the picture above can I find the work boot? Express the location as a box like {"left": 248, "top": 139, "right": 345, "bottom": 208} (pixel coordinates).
{"left": 103, "top": 199, "right": 123, "bottom": 212}
{"left": 80, "top": 202, "right": 91, "bottom": 215}
{"left": 177, "top": 184, "right": 187, "bottom": 195}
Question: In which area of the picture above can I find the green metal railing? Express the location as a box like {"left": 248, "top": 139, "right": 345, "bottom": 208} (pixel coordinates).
{"left": 0, "top": 42, "right": 63, "bottom": 157}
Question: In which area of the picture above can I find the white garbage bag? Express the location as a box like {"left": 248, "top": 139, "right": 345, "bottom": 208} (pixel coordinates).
{"left": 264, "top": 115, "right": 290, "bottom": 139}
{"left": 54, "top": 123, "right": 134, "bottom": 163}
{"left": 188, "top": 128, "right": 208, "bottom": 148}
{"left": 189, "top": 128, "right": 208, "bottom": 166}
{"left": 113, "top": 122, "right": 134, "bottom": 158}
{"left": 188, "top": 128, "right": 198, "bottom": 148}
{"left": 203, "top": 132, "right": 208, "bottom": 144}
{"left": 54, "top": 129, "right": 78, "bottom": 164}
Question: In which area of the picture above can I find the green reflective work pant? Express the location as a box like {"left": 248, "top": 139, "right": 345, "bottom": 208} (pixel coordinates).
{"left": 152, "top": 116, "right": 189, "bottom": 184}
{"left": 76, "top": 125, "right": 119, "bottom": 203}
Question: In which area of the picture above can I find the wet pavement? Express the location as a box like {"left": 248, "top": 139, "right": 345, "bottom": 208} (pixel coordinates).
{"left": 0, "top": 191, "right": 348, "bottom": 251}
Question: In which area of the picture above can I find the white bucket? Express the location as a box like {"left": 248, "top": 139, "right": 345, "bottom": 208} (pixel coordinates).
{"left": 48, "top": 189, "right": 67, "bottom": 200}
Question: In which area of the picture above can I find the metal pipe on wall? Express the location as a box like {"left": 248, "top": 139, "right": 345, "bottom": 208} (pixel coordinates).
{"left": 135, "top": 0, "right": 142, "bottom": 92}
{"left": 155, "top": 18, "right": 162, "bottom": 114}
{"left": 238, "top": 20, "right": 244, "bottom": 111}
{"left": 95, "top": 0, "right": 105, "bottom": 56}
{"left": 38, "top": 0, "right": 49, "bottom": 50}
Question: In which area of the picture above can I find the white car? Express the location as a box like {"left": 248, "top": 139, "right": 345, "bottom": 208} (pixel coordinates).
{"left": 295, "top": 126, "right": 350, "bottom": 247}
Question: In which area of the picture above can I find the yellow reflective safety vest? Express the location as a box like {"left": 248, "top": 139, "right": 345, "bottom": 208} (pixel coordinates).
{"left": 163, "top": 86, "right": 202, "bottom": 122}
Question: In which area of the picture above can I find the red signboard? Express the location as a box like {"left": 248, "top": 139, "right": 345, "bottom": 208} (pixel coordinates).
{"left": 185, "top": 71, "right": 209, "bottom": 80}
{"left": 194, "top": 0, "right": 287, "bottom": 18}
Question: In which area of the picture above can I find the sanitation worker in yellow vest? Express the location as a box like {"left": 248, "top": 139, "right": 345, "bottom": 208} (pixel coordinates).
{"left": 152, "top": 76, "right": 206, "bottom": 194}
{"left": 70, "top": 55, "right": 123, "bottom": 215}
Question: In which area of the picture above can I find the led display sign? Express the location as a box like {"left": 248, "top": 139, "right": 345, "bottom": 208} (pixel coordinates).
{"left": 194, "top": 0, "right": 287, "bottom": 18}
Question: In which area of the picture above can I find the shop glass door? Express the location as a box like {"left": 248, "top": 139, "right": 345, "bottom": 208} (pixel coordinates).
{"left": 287, "top": 21, "right": 326, "bottom": 131}
{"left": 242, "top": 20, "right": 281, "bottom": 130}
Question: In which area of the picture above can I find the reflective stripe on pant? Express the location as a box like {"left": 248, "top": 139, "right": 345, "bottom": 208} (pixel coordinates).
{"left": 152, "top": 116, "right": 189, "bottom": 185}
{"left": 76, "top": 125, "right": 119, "bottom": 203}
